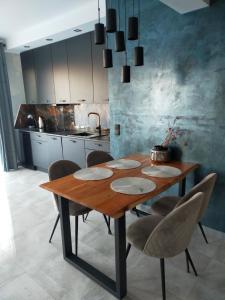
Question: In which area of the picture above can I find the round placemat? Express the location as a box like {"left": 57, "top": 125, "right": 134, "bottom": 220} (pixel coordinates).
{"left": 74, "top": 167, "right": 113, "bottom": 181}
{"left": 111, "top": 177, "right": 156, "bottom": 195}
{"left": 141, "top": 165, "right": 181, "bottom": 178}
{"left": 106, "top": 159, "right": 141, "bottom": 170}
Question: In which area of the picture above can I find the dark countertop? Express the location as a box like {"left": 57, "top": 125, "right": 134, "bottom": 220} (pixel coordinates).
{"left": 16, "top": 128, "right": 110, "bottom": 142}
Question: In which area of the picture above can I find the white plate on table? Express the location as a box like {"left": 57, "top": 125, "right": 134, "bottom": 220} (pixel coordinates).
{"left": 141, "top": 165, "right": 181, "bottom": 178}
{"left": 106, "top": 159, "right": 141, "bottom": 170}
{"left": 74, "top": 167, "right": 113, "bottom": 181}
{"left": 111, "top": 177, "right": 156, "bottom": 195}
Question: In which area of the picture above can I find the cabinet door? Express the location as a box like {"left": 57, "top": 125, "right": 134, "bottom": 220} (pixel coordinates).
{"left": 34, "top": 46, "right": 56, "bottom": 104}
{"left": 21, "top": 51, "right": 38, "bottom": 104}
{"left": 91, "top": 32, "right": 109, "bottom": 103}
{"left": 31, "top": 139, "right": 49, "bottom": 170}
{"left": 47, "top": 135, "right": 63, "bottom": 165}
{"left": 67, "top": 33, "right": 93, "bottom": 103}
{"left": 62, "top": 138, "right": 85, "bottom": 168}
{"left": 51, "top": 41, "right": 71, "bottom": 104}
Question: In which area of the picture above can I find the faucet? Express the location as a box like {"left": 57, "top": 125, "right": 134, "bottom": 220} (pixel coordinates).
{"left": 88, "top": 112, "right": 101, "bottom": 135}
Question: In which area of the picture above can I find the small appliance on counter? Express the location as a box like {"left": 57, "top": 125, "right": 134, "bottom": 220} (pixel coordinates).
{"left": 26, "top": 114, "right": 36, "bottom": 129}
{"left": 150, "top": 145, "right": 170, "bottom": 163}
{"left": 38, "top": 116, "right": 45, "bottom": 130}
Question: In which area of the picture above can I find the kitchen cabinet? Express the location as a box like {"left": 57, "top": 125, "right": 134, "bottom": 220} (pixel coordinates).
{"left": 20, "top": 50, "right": 37, "bottom": 104}
{"left": 34, "top": 45, "right": 56, "bottom": 104}
{"left": 91, "top": 32, "right": 109, "bottom": 103}
{"left": 67, "top": 33, "right": 93, "bottom": 103}
{"left": 85, "top": 139, "right": 110, "bottom": 153}
{"left": 62, "top": 137, "right": 86, "bottom": 168}
{"left": 47, "top": 135, "right": 63, "bottom": 165}
{"left": 51, "top": 41, "right": 71, "bottom": 104}
{"left": 31, "top": 138, "right": 49, "bottom": 170}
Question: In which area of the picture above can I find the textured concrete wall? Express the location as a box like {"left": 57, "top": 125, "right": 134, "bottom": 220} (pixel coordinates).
{"left": 109, "top": 0, "right": 225, "bottom": 231}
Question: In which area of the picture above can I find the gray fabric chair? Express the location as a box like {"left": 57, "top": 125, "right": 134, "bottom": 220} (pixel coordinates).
{"left": 127, "top": 192, "right": 204, "bottom": 300}
{"left": 151, "top": 173, "right": 217, "bottom": 243}
{"left": 48, "top": 160, "right": 91, "bottom": 255}
{"left": 87, "top": 150, "right": 114, "bottom": 234}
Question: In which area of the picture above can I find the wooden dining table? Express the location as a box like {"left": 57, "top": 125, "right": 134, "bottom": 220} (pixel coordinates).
{"left": 40, "top": 153, "right": 199, "bottom": 299}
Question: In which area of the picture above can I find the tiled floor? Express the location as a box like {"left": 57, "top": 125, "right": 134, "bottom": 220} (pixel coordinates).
{"left": 0, "top": 168, "right": 225, "bottom": 300}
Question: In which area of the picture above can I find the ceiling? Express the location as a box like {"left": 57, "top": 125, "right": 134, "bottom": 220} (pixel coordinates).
{"left": 0, "top": 0, "right": 210, "bottom": 53}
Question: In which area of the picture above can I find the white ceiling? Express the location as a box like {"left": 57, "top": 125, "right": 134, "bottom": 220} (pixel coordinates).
{"left": 159, "top": 0, "right": 209, "bottom": 14}
{"left": 0, "top": 0, "right": 209, "bottom": 53}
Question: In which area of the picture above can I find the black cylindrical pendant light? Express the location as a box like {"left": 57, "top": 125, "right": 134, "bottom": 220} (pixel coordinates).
{"left": 115, "top": 31, "right": 125, "bottom": 52}
{"left": 121, "top": 65, "right": 130, "bottom": 83}
{"left": 103, "top": 48, "right": 113, "bottom": 68}
{"left": 115, "top": 0, "right": 125, "bottom": 52}
{"left": 134, "top": 46, "right": 144, "bottom": 66}
{"left": 94, "top": 0, "right": 105, "bottom": 45}
{"left": 128, "top": 17, "right": 138, "bottom": 40}
{"left": 106, "top": 8, "right": 117, "bottom": 33}
{"left": 128, "top": 0, "right": 138, "bottom": 40}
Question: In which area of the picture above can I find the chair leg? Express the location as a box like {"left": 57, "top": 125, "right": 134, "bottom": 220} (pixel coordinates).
{"left": 160, "top": 258, "right": 166, "bottom": 300}
{"left": 198, "top": 222, "right": 208, "bottom": 244}
{"left": 185, "top": 249, "right": 198, "bottom": 277}
{"left": 103, "top": 214, "right": 112, "bottom": 235}
{"left": 126, "top": 243, "right": 131, "bottom": 258}
{"left": 75, "top": 216, "right": 79, "bottom": 256}
{"left": 185, "top": 251, "right": 190, "bottom": 273}
{"left": 84, "top": 212, "right": 90, "bottom": 221}
{"left": 49, "top": 214, "right": 60, "bottom": 243}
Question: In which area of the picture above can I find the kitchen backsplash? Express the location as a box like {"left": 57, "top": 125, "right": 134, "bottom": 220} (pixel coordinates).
{"left": 14, "top": 103, "right": 109, "bottom": 131}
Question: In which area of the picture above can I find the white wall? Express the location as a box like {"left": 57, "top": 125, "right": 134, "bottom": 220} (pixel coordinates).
{"left": 5, "top": 53, "right": 26, "bottom": 120}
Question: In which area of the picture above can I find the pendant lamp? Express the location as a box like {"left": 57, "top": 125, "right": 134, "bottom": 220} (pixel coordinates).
{"left": 134, "top": 0, "right": 144, "bottom": 66}
{"left": 95, "top": 0, "right": 105, "bottom": 45}
{"left": 106, "top": 0, "right": 117, "bottom": 33}
{"left": 128, "top": 0, "right": 138, "bottom": 40}
{"left": 121, "top": 1, "right": 130, "bottom": 83}
{"left": 115, "top": 0, "right": 125, "bottom": 52}
{"left": 103, "top": 33, "right": 113, "bottom": 68}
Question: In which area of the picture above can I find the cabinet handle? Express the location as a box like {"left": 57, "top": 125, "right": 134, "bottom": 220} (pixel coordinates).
{"left": 95, "top": 143, "right": 102, "bottom": 147}
{"left": 70, "top": 140, "right": 77, "bottom": 143}
{"left": 52, "top": 137, "right": 57, "bottom": 140}
{"left": 38, "top": 142, "right": 42, "bottom": 145}
{"left": 60, "top": 100, "right": 66, "bottom": 103}
{"left": 81, "top": 99, "right": 86, "bottom": 102}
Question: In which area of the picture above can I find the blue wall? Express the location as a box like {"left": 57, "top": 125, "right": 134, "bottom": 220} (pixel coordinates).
{"left": 109, "top": 0, "right": 225, "bottom": 232}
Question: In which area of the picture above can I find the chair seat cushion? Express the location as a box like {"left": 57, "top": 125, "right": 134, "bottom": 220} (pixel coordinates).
{"left": 69, "top": 202, "right": 92, "bottom": 216}
{"left": 151, "top": 196, "right": 181, "bottom": 216}
{"left": 127, "top": 214, "right": 164, "bottom": 251}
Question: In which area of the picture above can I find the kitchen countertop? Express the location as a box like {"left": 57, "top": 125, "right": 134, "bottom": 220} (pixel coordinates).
{"left": 16, "top": 128, "right": 110, "bottom": 142}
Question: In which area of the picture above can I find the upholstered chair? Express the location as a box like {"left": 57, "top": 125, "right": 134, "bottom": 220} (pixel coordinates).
{"left": 151, "top": 173, "right": 217, "bottom": 243}
{"left": 126, "top": 192, "right": 204, "bottom": 300}
{"left": 87, "top": 150, "right": 114, "bottom": 234}
{"left": 48, "top": 160, "right": 91, "bottom": 255}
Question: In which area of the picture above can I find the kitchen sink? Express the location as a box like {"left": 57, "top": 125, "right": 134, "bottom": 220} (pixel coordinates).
{"left": 71, "top": 132, "right": 93, "bottom": 136}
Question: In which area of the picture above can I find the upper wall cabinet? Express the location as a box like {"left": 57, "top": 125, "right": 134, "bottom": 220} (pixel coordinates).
{"left": 21, "top": 51, "right": 38, "bottom": 104}
{"left": 67, "top": 33, "right": 93, "bottom": 104}
{"left": 51, "top": 41, "right": 71, "bottom": 104}
{"left": 34, "top": 46, "right": 56, "bottom": 104}
{"left": 91, "top": 32, "right": 109, "bottom": 104}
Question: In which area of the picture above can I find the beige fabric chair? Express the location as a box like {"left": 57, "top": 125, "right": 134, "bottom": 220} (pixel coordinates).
{"left": 87, "top": 150, "right": 114, "bottom": 234}
{"left": 151, "top": 173, "right": 217, "bottom": 243}
{"left": 127, "top": 192, "right": 204, "bottom": 300}
{"left": 48, "top": 160, "right": 91, "bottom": 255}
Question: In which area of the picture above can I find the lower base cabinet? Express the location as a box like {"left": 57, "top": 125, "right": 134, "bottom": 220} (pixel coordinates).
{"left": 47, "top": 135, "right": 63, "bottom": 166}
{"left": 62, "top": 137, "right": 86, "bottom": 169}
{"left": 31, "top": 139, "right": 49, "bottom": 170}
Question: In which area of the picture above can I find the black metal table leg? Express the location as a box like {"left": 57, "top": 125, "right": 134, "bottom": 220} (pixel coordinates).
{"left": 58, "top": 196, "right": 127, "bottom": 299}
{"left": 179, "top": 177, "right": 186, "bottom": 197}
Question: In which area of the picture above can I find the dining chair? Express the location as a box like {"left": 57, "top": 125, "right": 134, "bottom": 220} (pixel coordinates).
{"left": 126, "top": 192, "right": 204, "bottom": 300}
{"left": 86, "top": 150, "right": 113, "bottom": 235}
{"left": 151, "top": 173, "right": 217, "bottom": 244}
{"left": 48, "top": 160, "right": 91, "bottom": 255}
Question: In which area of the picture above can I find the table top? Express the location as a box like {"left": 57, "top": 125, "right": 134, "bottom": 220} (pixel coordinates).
{"left": 40, "top": 154, "right": 199, "bottom": 219}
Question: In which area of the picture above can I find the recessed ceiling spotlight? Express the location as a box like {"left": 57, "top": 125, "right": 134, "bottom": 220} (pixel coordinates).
{"left": 46, "top": 38, "right": 53, "bottom": 41}
{"left": 73, "top": 29, "right": 82, "bottom": 32}
{"left": 24, "top": 45, "right": 30, "bottom": 48}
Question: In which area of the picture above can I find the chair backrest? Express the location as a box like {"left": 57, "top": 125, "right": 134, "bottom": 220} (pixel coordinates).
{"left": 87, "top": 150, "right": 113, "bottom": 167}
{"left": 175, "top": 173, "right": 217, "bottom": 220}
{"left": 48, "top": 160, "right": 81, "bottom": 210}
{"left": 143, "top": 192, "right": 204, "bottom": 258}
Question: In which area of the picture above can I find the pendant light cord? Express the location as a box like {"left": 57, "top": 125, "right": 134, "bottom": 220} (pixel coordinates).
{"left": 138, "top": 0, "right": 141, "bottom": 46}
{"left": 98, "top": 0, "right": 100, "bottom": 23}
{"left": 118, "top": 0, "right": 120, "bottom": 30}
{"left": 125, "top": 0, "right": 127, "bottom": 65}
{"left": 133, "top": 0, "right": 135, "bottom": 16}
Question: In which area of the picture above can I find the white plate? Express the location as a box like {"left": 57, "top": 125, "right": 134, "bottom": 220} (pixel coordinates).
{"left": 111, "top": 177, "right": 156, "bottom": 195}
{"left": 141, "top": 165, "right": 181, "bottom": 178}
{"left": 106, "top": 159, "right": 141, "bottom": 170}
{"left": 74, "top": 167, "right": 113, "bottom": 181}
